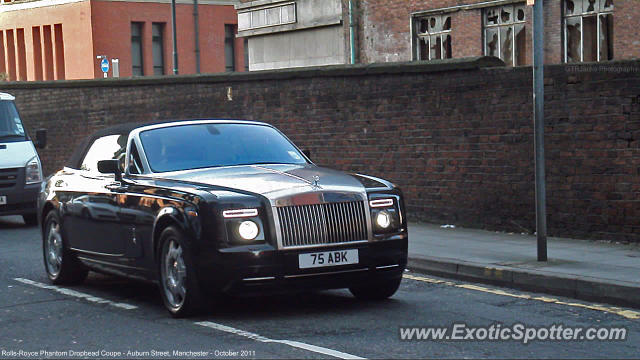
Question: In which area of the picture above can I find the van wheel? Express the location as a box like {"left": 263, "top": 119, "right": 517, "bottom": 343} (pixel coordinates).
{"left": 43, "top": 211, "right": 88, "bottom": 284}
{"left": 158, "top": 226, "right": 206, "bottom": 318}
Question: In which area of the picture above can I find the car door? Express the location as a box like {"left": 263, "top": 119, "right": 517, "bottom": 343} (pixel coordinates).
{"left": 63, "top": 134, "right": 128, "bottom": 256}
{"left": 113, "top": 140, "right": 155, "bottom": 259}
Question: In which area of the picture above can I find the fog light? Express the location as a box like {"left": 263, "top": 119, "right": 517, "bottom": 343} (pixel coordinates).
{"left": 376, "top": 211, "right": 391, "bottom": 229}
{"left": 238, "top": 220, "right": 259, "bottom": 240}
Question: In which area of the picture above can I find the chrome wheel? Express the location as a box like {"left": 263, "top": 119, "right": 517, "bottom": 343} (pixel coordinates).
{"left": 161, "top": 240, "right": 187, "bottom": 310}
{"left": 45, "top": 221, "right": 63, "bottom": 277}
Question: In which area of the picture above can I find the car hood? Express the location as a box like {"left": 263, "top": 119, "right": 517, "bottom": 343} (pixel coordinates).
{"left": 155, "top": 164, "right": 366, "bottom": 198}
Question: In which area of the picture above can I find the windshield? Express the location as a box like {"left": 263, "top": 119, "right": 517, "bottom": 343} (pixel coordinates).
{"left": 0, "top": 100, "right": 26, "bottom": 141}
{"left": 140, "top": 123, "right": 308, "bottom": 172}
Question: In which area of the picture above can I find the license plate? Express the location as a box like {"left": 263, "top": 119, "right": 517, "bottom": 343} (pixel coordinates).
{"left": 0, "top": 196, "right": 6, "bottom": 205}
{"left": 299, "top": 249, "right": 359, "bottom": 269}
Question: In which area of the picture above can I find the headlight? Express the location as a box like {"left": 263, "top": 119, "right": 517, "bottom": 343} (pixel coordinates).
{"left": 375, "top": 211, "right": 391, "bottom": 229}
{"left": 237, "top": 220, "right": 259, "bottom": 240}
{"left": 369, "top": 197, "right": 401, "bottom": 234}
{"left": 25, "top": 156, "right": 43, "bottom": 184}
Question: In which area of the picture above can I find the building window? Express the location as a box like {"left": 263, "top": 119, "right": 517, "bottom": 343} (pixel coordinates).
{"left": 564, "top": 0, "right": 614, "bottom": 63}
{"left": 131, "top": 22, "right": 144, "bottom": 76}
{"left": 225, "top": 25, "right": 236, "bottom": 72}
{"left": 152, "top": 23, "right": 165, "bottom": 75}
{"left": 238, "top": 2, "right": 296, "bottom": 31}
{"left": 413, "top": 14, "right": 452, "bottom": 61}
{"left": 484, "top": 4, "right": 527, "bottom": 67}
{"left": 244, "top": 38, "right": 249, "bottom": 72}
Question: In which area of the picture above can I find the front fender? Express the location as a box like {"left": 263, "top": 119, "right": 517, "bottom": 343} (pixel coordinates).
{"left": 152, "top": 207, "right": 200, "bottom": 262}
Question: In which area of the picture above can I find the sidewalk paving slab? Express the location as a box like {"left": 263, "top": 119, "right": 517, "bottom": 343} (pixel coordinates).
{"left": 407, "top": 223, "right": 640, "bottom": 308}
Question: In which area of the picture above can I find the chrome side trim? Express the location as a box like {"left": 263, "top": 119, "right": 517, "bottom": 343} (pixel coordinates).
{"left": 71, "top": 248, "right": 124, "bottom": 257}
{"left": 375, "top": 264, "right": 400, "bottom": 270}
{"left": 242, "top": 276, "right": 276, "bottom": 282}
{"left": 77, "top": 256, "right": 146, "bottom": 271}
{"left": 284, "top": 268, "right": 368, "bottom": 279}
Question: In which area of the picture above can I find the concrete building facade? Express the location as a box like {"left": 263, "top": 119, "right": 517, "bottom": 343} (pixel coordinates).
{"left": 237, "top": 0, "right": 350, "bottom": 71}
{"left": 0, "top": 0, "right": 246, "bottom": 81}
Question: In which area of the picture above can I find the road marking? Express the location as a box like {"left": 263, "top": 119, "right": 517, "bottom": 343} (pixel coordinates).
{"left": 403, "top": 274, "right": 640, "bottom": 320}
{"left": 14, "top": 278, "right": 137, "bottom": 310}
{"left": 195, "top": 321, "right": 365, "bottom": 359}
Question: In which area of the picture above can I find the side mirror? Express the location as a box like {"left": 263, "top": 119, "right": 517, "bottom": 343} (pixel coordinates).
{"left": 302, "top": 149, "right": 311, "bottom": 159}
{"left": 34, "top": 129, "right": 47, "bottom": 149}
{"left": 97, "top": 159, "right": 122, "bottom": 182}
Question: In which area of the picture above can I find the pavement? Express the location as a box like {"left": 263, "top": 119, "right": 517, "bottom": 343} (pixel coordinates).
{"left": 407, "top": 222, "right": 640, "bottom": 309}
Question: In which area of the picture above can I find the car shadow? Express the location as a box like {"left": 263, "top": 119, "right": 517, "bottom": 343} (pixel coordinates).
{"left": 207, "top": 291, "right": 404, "bottom": 321}
{"left": 81, "top": 272, "right": 403, "bottom": 320}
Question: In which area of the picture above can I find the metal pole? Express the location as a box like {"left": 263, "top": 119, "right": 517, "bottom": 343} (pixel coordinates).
{"left": 349, "top": 0, "right": 356, "bottom": 64}
{"left": 533, "top": 0, "right": 547, "bottom": 261}
{"left": 193, "top": 0, "right": 200, "bottom": 74}
{"left": 171, "top": 0, "right": 179, "bottom": 75}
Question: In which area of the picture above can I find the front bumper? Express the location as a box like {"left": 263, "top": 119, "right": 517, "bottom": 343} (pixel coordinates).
{"left": 197, "top": 236, "right": 408, "bottom": 296}
{"left": 0, "top": 182, "right": 39, "bottom": 217}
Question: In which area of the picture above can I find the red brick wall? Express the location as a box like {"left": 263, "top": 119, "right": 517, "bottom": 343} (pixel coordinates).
{"left": 614, "top": 0, "right": 640, "bottom": 60}
{"left": 4, "top": 58, "right": 640, "bottom": 242}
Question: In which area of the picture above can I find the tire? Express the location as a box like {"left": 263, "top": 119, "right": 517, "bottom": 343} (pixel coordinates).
{"left": 157, "top": 226, "right": 206, "bottom": 318}
{"left": 349, "top": 277, "right": 402, "bottom": 301}
{"left": 42, "top": 211, "right": 88, "bottom": 285}
{"left": 22, "top": 214, "right": 38, "bottom": 226}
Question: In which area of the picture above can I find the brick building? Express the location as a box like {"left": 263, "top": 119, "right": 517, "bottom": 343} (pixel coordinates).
{"left": 356, "top": 0, "right": 637, "bottom": 65}
{"left": 0, "top": 0, "right": 246, "bottom": 81}
{"left": 236, "top": 0, "right": 638, "bottom": 68}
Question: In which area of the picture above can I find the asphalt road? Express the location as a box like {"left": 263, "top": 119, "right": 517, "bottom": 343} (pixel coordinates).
{"left": 1, "top": 215, "right": 639, "bottom": 359}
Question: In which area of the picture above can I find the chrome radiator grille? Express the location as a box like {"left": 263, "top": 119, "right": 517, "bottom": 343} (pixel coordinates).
{"left": 277, "top": 201, "right": 368, "bottom": 248}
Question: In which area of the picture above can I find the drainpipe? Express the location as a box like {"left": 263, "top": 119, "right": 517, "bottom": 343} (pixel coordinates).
{"left": 349, "top": 0, "right": 356, "bottom": 64}
{"left": 193, "top": 0, "right": 201, "bottom": 74}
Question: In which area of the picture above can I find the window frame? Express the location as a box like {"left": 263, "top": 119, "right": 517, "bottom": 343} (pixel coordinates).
{"left": 412, "top": 14, "right": 453, "bottom": 61}
{"left": 225, "top": 24, "right": 237, "bottom": 72}
{"left": 563, "top": 0, "right": 614, "bottom": 63}
{"left": 151, "top": 23, "right": 165, "bottom": 76}
{"left": 482, "top": 3, "right": 527, "bottom": 67}
{"left": 131, "top": 22, "right": 144, "bottom": 76}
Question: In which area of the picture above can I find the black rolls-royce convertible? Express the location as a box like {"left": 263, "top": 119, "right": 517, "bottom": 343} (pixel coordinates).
{"left": 39, "top": 120, "right": 408, "bottom": 317}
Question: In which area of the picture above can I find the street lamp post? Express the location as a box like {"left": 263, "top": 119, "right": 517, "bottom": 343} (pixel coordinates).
{"left": 532, "top": 0, "right": 547, "bottom": 261}
{"left": 171, "top": 0, "right": 179, "bottom": 75}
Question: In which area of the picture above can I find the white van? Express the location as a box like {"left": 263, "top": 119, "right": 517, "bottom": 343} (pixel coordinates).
{"left": 0, "top": 92, "right": 46, "bottom": 226}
